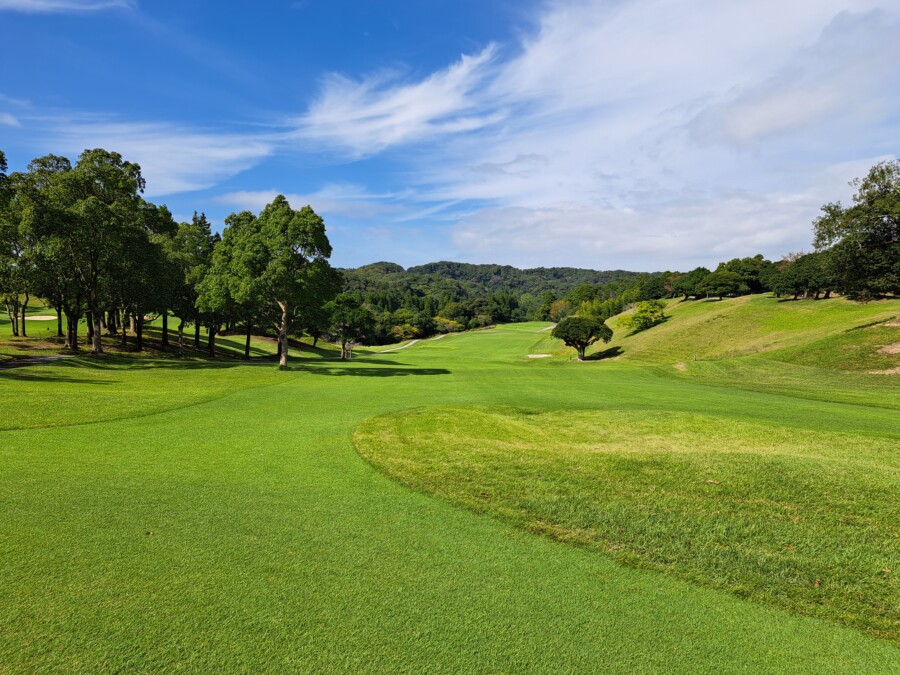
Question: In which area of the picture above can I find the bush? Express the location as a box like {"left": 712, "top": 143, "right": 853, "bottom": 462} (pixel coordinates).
{"left": 621, "top": 300, "right": 666, "bottom": 332}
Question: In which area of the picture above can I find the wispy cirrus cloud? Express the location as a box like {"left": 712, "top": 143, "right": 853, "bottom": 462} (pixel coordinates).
{"left": 50, "top": 118, "right": 274, "bottom": 195}
{"left": 0, "top": 0, "right": 135, "bottom": 12}
{"left": 293, "top": 46, "right": 503, "bottom": 157}
{"left": 0, "top": 112, "right": 21, "bottom": 127}
{"left": 217, "top": 184, "right": 406, "bottom": 220}
{"left": 290, "top": 0, "right": 899, "bottom": 268}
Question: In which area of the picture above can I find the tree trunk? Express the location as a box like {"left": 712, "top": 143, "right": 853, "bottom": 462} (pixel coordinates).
{"left": 64, "top": 310, "right": 80, "bottom": 351}
{"left": 244, "top": 321, "right": 252, "bottom": 360}
{"left": 177, "top": 319, "right": 185, "bottom": 358}
{"left": 6, "top": 302, "right": 19, "bottom": 337}
{"left": 194, "top": 319, "right": 201, "bottom": 348}
{"left": 91, "top": 310, "right": 103, "bottom": 354}
{"left": 824, "top": 290, "right": 832, "bottom": 299}
{"left": 161, "top": 311, "right": 169, "bottom": 347}
{"left": 135, "top": 313, "right": 144, "bottom": 351}
{"left": 56, "top": 307, "right": 63, "bottom": 338}
{"left": 86, "top": 311, "right": 94, "bottom": 345}
{"left": 20, "top": 293, "right": 29, "bottom": 337}
{"left": 129, "top": 313, "right": 136, "bottom": 335}
{"left": 121, "top": 307, "right": 128, "bottom": 346}
{"left": 577, "top": 346, "right": 586, "bottom": 361}
{"left": 278, "top": 302, "right": 289, "bottom": 368}
{"left": 207, "top": 323, "right": 216, "bottom": 357}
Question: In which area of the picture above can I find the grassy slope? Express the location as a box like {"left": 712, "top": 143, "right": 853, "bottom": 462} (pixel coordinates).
{"left": 588, "top": 295, "right": 900, "bottom": 408}
{"left": 1, "top": 316, "right": 899, "bottom": 670}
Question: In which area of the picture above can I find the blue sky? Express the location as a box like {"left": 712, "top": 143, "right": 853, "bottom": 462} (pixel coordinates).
{"left": 1, "top": 0, "right": 898, "bottom": 271}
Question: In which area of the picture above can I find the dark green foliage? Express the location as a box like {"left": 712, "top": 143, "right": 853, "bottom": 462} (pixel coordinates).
{"left": 715, "top": 255, "right": 776, "bottom": 294}
{"left": 769, "top": 252, "right": 835, "bottom": 300}
{"left": 698, "top": 269, "right": 744, "bottom": 297}
{"left": 673, "top": 267, "right": 711, "bottom": 298}
{"left": 326, "top": 293, "right": 375, "bottom": 359}
{"left": 551, "top": 316, "right": 613, "bottom": 360}
{"left": 813, "top": 160, "right": 900, "bottom": 299}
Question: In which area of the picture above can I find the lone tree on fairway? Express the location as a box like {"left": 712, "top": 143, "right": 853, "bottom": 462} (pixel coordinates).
{"left": 552, "top": 316, "right": 612, "bottom": 360}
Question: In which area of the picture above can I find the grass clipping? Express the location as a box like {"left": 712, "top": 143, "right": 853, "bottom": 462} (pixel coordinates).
{"left": 355, "top": 406, "right": 899, "bottom": 640}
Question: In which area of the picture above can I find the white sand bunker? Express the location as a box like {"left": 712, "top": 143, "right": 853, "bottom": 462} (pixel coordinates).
{"left": 527, "top": 353, "right": 552, "bottom": 358}
{"left": 26, "top": 315, "right": 57, "bottom": 320}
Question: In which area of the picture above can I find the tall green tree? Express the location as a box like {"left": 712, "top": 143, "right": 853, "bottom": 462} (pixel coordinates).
{"left": 49, "top": 149, "right": 146, "bottom": 354}
{"left": 252, "top": 196, "right": 337, "bottom": 367}
{"left": 813, "top": 160, "right": 900, "bottom": 299}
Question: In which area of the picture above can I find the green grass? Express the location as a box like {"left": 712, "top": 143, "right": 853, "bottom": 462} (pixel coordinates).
{"left": 1, "top": 307, "right": 899, "bottom": 671}
{"left": 356, "top": 406, "right": 899, "bottom": 639}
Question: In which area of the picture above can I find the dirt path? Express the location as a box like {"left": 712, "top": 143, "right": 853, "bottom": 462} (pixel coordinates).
{"left": 537, "top": 324, "right": 556, "bottom": 332}
{"left": 376, "top": 340, "right": 421, "bottom": 354}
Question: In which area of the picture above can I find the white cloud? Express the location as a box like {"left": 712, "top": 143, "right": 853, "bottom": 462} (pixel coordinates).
{"left": 0, "top": 112, "right": 21, "bottom": 127}
{"left": 339, "top": 0, "right": 900, "bottom": 268}
{"left": 294, "top": 46, "right": 502, "bottom": 156}
{"left": 217, "top": 184, "right": 404, "bottom": 220}
{"left": 51, "top": 120, "right": 274, "bottom": 196}
{"left": 0, "top": 0, "right": 134, "bottom": 12}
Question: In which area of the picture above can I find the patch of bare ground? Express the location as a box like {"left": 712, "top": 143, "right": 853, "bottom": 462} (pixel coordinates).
{"left": 673, "top": 362, "right": 687, "bottom": 371}
{"left": 877, "top": 341, "right": 900, "bottom": 355}
{"left": 868, "top": 367, "right": 900, "bottom": 375}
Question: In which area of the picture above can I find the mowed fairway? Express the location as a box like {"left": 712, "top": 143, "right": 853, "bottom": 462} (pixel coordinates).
{"left": 1, "top": 320, "right": 899, "bottom": 671}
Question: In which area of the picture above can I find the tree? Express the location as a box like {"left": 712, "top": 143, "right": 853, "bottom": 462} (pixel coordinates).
{"left": 163, "top": 213, "right": 217, "bottom": 356}
{"left": 234, "top": 196, "right": 337, "bottom": 367}
{"left": 549, "top": 298, "right": 573, "bottom": 322}
{"left": 621, "top": 299, "right": 666, "bottom": 332}
{"left": 673, "top": 266, "right": 711, "bottom": 298}
{"left": 197, "top": 210, "right": 265, "bottom": 359}
{"left": 551, "top": 316, "right": 613, "bottom": 360}
{"left": 50, "top": 149, "right": 146, "bottom": 354}
{"left": 813, "top": 160, "right": 900, "bottom": 299}
{"left": 327, "top": 293, "right": 374, "bottom": 359}
{"left": 697, "top": 270, "right": 743, "bottom": 297}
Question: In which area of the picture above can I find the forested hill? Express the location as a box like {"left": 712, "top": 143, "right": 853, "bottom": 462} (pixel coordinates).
{"left": 344, "top": 260, "right": 638, "bottom": 295}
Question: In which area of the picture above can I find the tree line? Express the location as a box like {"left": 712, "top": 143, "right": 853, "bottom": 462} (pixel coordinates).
{"left": 0, "top": 148, "right": 341, "bottom": 365}
{"left": 2, "top": 149, "right": 896, "bottom": 360}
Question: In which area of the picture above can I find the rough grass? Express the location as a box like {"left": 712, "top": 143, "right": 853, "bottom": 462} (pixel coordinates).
{"left": 355, "top": 406, "right": 899, "bottom": 640}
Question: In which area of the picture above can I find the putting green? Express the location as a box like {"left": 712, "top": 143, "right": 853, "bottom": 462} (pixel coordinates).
{"left": 1, "top": 321, "right": 898, "bottom": 671}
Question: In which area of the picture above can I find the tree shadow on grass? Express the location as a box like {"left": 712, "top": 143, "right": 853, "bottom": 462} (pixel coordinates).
{"left": 288, "top": 363, "right": 451, "bottom": 377}
{"left": 0, "top": 369, "right": 114, "bottom": 384}
{"left": 585, "top": 346, "right": 624, "bottom": 361}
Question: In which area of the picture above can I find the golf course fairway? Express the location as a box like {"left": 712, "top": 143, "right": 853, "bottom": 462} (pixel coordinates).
{"left": 1, "top": 313, "right": 898, "bottom": 671}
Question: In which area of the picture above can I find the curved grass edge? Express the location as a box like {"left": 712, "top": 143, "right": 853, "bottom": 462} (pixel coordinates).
{"left": 353, "top": 404, "right": 900, "bottom": 642}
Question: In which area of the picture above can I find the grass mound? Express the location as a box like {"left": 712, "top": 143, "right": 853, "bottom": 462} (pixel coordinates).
{"left": 355, "top": 405, "right": 900, "bottom": 640}
{"left": 603, "top": 295, "right": 899, "bottom": 364}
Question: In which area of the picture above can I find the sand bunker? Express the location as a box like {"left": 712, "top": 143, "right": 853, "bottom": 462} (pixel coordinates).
{"left": 527, "top": 354, "right": 552, "bottom": 358}
{"left": 25, "top": 315, "right": 57, "bottom": 321}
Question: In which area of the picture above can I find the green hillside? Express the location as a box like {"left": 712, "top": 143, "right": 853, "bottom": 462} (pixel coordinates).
{"left": 563, "top": 294, "right": 900, "bottom": 408}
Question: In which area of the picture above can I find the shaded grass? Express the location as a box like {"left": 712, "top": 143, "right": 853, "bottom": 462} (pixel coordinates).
{"left": 355, "top": 406, "right": 900, "bottom": 640}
